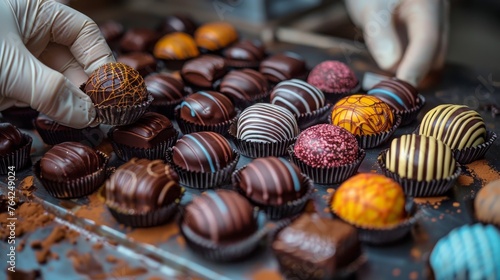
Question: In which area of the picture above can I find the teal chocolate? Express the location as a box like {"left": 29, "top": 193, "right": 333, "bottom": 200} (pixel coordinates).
{"left": 367, "top": 78, "right": 418, "bottom": 112}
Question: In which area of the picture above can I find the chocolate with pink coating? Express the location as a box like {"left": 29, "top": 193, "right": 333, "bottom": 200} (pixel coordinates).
{"left": 307, "top": 61, "right": 358, "bottom": 94}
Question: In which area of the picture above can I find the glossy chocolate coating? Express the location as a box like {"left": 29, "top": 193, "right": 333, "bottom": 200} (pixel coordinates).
{"left": 418, "top": 104, "right": 486, "bottom": 150}
{"left": 157, "top": 14, "right": 197, "bottom": 35}
{"left": 119, "top": 28, "right": 160, "bottom": 53}
{"left": 272, "top": 213, "right": 361, "bottom": 279}
{"left": 238, "top": 157, "right": 307, "bottom": 205}
{"left": 368, "top": 78, "right": 418, "bottom": 112}
{"left": 172, "top": 131, "right": 234, "bottom": 173}
{"left": 179, "top": 91, "right": 235, "bottom": 125}
{"left": 117, "top": 52, "right": 157, "bottom": 77}
{"left": 98, "top": 20, "right": 124, "bottom": 43}
{"left": 259, "top": 52, "right": 306, "bottom": 83}
{"left": 40, "top": 142, "right": 102, "bottom": 182}
{"left": 84, "top": 62, "right": 148, "bottom": 107}
{"left": 183, "top": 190, "right": 257, "bottom": 243}
{"left": 154, "top": 32, "right": 199, "bottom": 60}
{"left": 106, "top": 158, "right": 181, "bottom": 213}
{"left": 111, "top": 112, "right": 177, "bottom": 149}
{"left": 270, "top": 79, "right": 325, "bottom": 115}
{"left": 194, "top": 22, "right": 238, "bottom": 51}
{"left": 145, "top": 73, "right": 185, "bottom": 105}
{"left": 222, "top": 40, "right": 266, "bottom": 62}
{"left": 0, "top": 123, "right": 23, "bottom": 156}
{"left": 237, "top": 103, "right": 299, "bottom": 143}
{"left": 181, "top": 55, "right": 226, "bottom": 88}
{"left": 386, "top": 134, "right": 456, "bottom": 181}
{"left": 219, "top": 69, "right": 269, "bottom": 102}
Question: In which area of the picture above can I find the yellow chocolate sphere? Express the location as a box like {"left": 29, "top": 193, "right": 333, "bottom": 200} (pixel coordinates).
{"left": 331, "top": 94, "right": 394, "bottom": 136}
{"left": 331, "top": 173, "right": 406, "bottom": 228}
{"left": 154, "top": 32, "right": 200, "bottom": 60}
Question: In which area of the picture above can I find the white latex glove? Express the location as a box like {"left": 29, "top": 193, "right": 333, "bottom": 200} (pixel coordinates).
{"left": 0, "top": 0, "right": 115, "bottom": 128}
{"left": 345, "top": 0, "right": 449, "bottom": 87}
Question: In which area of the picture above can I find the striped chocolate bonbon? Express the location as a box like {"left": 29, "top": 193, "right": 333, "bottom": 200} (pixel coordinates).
{"left": 270, "top": 79, "right": 325, "bottom": 116}
{"left": 367, "top": 78, "right": 418, "bottom": 112}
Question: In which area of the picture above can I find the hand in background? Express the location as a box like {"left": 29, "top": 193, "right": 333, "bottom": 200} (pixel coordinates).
{"left": 345, "top": 0, "right": 449, "bottom": 87}
{"left": 0, "top": 0, "right": 114, "bottom": 128}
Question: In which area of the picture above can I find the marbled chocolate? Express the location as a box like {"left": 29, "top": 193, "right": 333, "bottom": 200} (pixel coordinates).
{"left": 219, "top": 69, "right": 269, "bottom": 102}
{"left": 259, "top": 52, "right": 307, "bottom": 83}
{"left": 145, "top": 73, "right": 185, "bottom": 105}
{"left": 181, "top": 55, "right": 227, "bottom": 88}
{"left": 154, "top": 32, "right": 199, "bottom": 60}
{"left": 418, "top": 104, "right": 486, "bottom": 150}
{"left": 367, "top": 78, "right": 418, "bottom": 112}
{"left": 0, "top": 123, "right": 23, "bottom": 156}
{"left": 386, "top": 134, "right": 456, "bottom": 181}
{"left": 270, "top": 79, "right": 325, "bottom": 116}
{"left": 179, "top": 91, "right": 235, "bottom": 125}
{"left": 194, "top": 22, "right": 238, "bottom": 51}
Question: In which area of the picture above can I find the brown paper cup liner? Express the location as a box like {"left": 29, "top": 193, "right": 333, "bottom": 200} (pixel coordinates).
{"left": 149, "top": 99, "right": 183, "bottom": 119}
{"left": 354, "top": 114, "right": 402, "bottom": 149}
{"left": 166, "top": 148, "right": 240, "bottom": 189}
{"left": 175, "top": 107, "right": 240, "bottom": 136}
{"left": 106, "top": 199, "right": 182, "bottom": 228}
{"left": 95, "top": 94, "right": 153, "bottom": 126}
{"left": 395, "top": 94, "right": 426, "bottom": 126}
{"left": 452, "top": 130, "right": 497, "bottom": 164}
{"left": 109, "top": 129, "right": 178, "bottom": 161}
{"left": 288, "top": 145, "right": 365, "bottom": 185}
{"left": 228, "top": 122, "right": 298, "bottom": 158}
{"left": 377, "top": 149, "right": 461, "bottom": 197}
{"left": 232, "top": 167, "right": 315, "bottom": 220}
{"left": 295, "top": 103, "right": 333, "bottom": 131}
{"left": 35, "top": 123, "right": 103, "bottom": 147}
{"left": 0, "top": 134, "right": 32, "bottom": 174}
{"left": 179, "top": 211, "right": 267, "bottom": 262}
{"left": 33, "top": 151, "right": 109, "bottom": 199}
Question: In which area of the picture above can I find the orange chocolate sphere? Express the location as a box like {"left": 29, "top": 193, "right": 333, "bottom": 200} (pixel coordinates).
{"left": 331, "top": 94, "right": 394, "bottom": 136}
{"left": 154, "top": 32, "right": 199, "bottom": 60}
{"left": 194, "top": 22, "right": 238, "bottom": 51}
{"left": 331, "top": 173, "right": 406, "bottom": 228}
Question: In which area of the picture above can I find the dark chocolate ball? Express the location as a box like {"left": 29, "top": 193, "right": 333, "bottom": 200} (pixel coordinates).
{"left": 181, "top": 55, "right": 227, "bottom": 88}
{"left": 294, "top": 124, "right": 358, "bottom": 168}
{"left": 172, "top": 131, "right": 234, "bottom": 173}
{"left": 179, "top": 91, "right": 235, "bottom": 125}
{"left": 145, "top": 73, "right": 185, "bottom": 105}
{"left": 259, "top": 52, "right": 307, "bottom": 83}
{"left": 106, "top": 158, "right": 181, "bottom": 213}
{"left": 220, "top": 69, "right": 269, "bottom": 102}
{"left": 237, "top": 157, "right": 307, "bottom": 205}
{"left": 194, "top": 22, "right": 238, "bottom": 51}
{"left": 157, "top": 14, "right": 197, "bottom": 35}
{"left": 119, "top": 28, "right": 160, "bottom": 53}
{"left": 270, "top": 79, "right": 325, "bottom": 116}
{"left": 222, "top": 39, "right": 266, "bottom": 66}
{"left": 183, "top": 190, "right": 257, "bottom": 243}
{"left": 0, "top": 123, "right": 23, "bottom": 156}
{"left": 40, "top": 142, "right": 102, "bottom": 182}
{"left": 367, "top": 78, "right": 419, "bottom": 112}
{"left": 117, "top": 52, "right": 158, "bottom": 78}
{"left": 111, "top": 112, "right": 177, "bottom": 149}
{"left": 98, "top": 20, "right": 124, "bottom": 43}
{"left": 84, "top": 62, "right": 148, "bottom": 107}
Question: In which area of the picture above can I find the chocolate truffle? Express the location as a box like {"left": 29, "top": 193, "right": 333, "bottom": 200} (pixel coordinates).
{"left": 237, "top": 103, "right": 299, "bottom": 143}
{"left": 237, "top": 157, "right": 307, "bottom": 205}
{"left": 0, "top": 123, "right": 23, "bottom": 156}
{"left": 145, "top": 73, "right": 186, "bottom": 106}
{"left": 307, "top": 60, "right": 358, "bottom": 94}
{"left": 294, "top": 124, "right": 358, "bottom": 168}
{"left": 40, "top": 142, "right": 102, "bottom": 183}
{"left": 429, "top": 224, "right": 500, "bottom": 280}
{"left": 106, "top": 158, "right": 182, "bottom": 214}
{"left": 0, "top": 106, "right": 39, "bottom": 129}
{"left": 331, "top": 173, "right": 406, "bottom": 228}
{"left": 331, "top": 94, "right": 394, "bottom": 136}
{"left": 474, "top": 179, "right": 500, "bottom": 226}
{"left": 194, "top": 22, "right": 238, "bottom": 51}
{"left": 418, "top": 104, "right": 486, "bottom": 150}
{"left": 222, "top": 39, "right": 266, "bottom": 68}
{"left": 270, "top": 79, "right": 325, "bottom": 116}
{"left": 181, "top": 55, "right": 227, "bottom": 88}
{"left": 157, "top": 14, "right": 197, "bottom": 35}
{"left": 367, "top": 78, "right": 419, "bottom": 112}
{"left": 119, "top": 28, "right": 160, "bottom": 53}
{"left": 182, "top": 190, "right": 257, "bottom": 243}
{"left": 117, "top": 52, "right": 157, "bottom": 77}
{"left": 179, "top": 91, "right": 235, "bottom": 125}
{"left": 172, "top": 131, "right": 234, "bottom": 173}
{"left": 219, "top": 69, "right": 269, "bottom": 103}
{"left": 111, "top": 112, "right": 177, "bottom": 149}
{"left": 272, "top": 213, "right": 362, "bottom": 280}
{"left": 153, "top": 32, "right": 200, "bottom": 60}
{"left": 98, "top": 20, "right": 124, "bottom": 43}
{"left": 386, "top": 134, "right": 456, "bottom": 181}
{"left": 84, "top": 62, "right": 148, "bottom": 107}
{"left": 259, "top": 52, "right": 307, "bottom": 83}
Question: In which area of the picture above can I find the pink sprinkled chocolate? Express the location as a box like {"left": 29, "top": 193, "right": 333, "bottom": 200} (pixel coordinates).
{"left": 294, "top": 124, "right": 358, "bottom": 168}
{"left": 307, "top": 61, "right": 358, "bottom": 94}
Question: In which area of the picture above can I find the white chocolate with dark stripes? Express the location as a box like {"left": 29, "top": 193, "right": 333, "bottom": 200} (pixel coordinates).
{"left": 270, "top": 79, "right": 325, "bottom": 116}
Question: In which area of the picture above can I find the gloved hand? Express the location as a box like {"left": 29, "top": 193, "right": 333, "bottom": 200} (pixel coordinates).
{"left": 0, "top": 0, "right": 115, "bottom": 128}
{"left": 345, "top": 0, "right": 449, "bottom": 87}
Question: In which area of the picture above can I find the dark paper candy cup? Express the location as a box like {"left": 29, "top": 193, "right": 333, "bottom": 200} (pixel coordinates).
{"left": 452, "top": 130, "right": 497, "bottom": 164}
{"left": 377, "top": 149, "right": 461, "bottom": 197}
{"left": 0, "top": 133, "right": 32, "bottom": 174}
{"left": 95, "top": 94, "right": 153, "bottom": 126}
{"left": 34, "top": 151, "right": 109, "bottom": 199}
{"left": 35, "top": 123, "right": 103, "bottom": 147}
{"left": 109, "top": 129, "right": 178, "bottom": 161}
{"left": 288, "top": 145, "right": 365, "bottom": 185}
{"left": 296, "top": 103, "right": 333, "bottom": 131}
{"left": 355, "top": 114, "right": 402, "bottom": 149}
{"left": 107, "top": 198, "right": 182, "bottom": 228}
{"left": 149, "top": 100, "right": 183, "bottom": 119}
{"left": 165, "top": 148, "right": 240, "bottom": 189}
{"left": 175, "top": 107, "right": 239, "bottom": 136}
{"left": 395, "top": 94, "right": 426, "bottom": 126}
